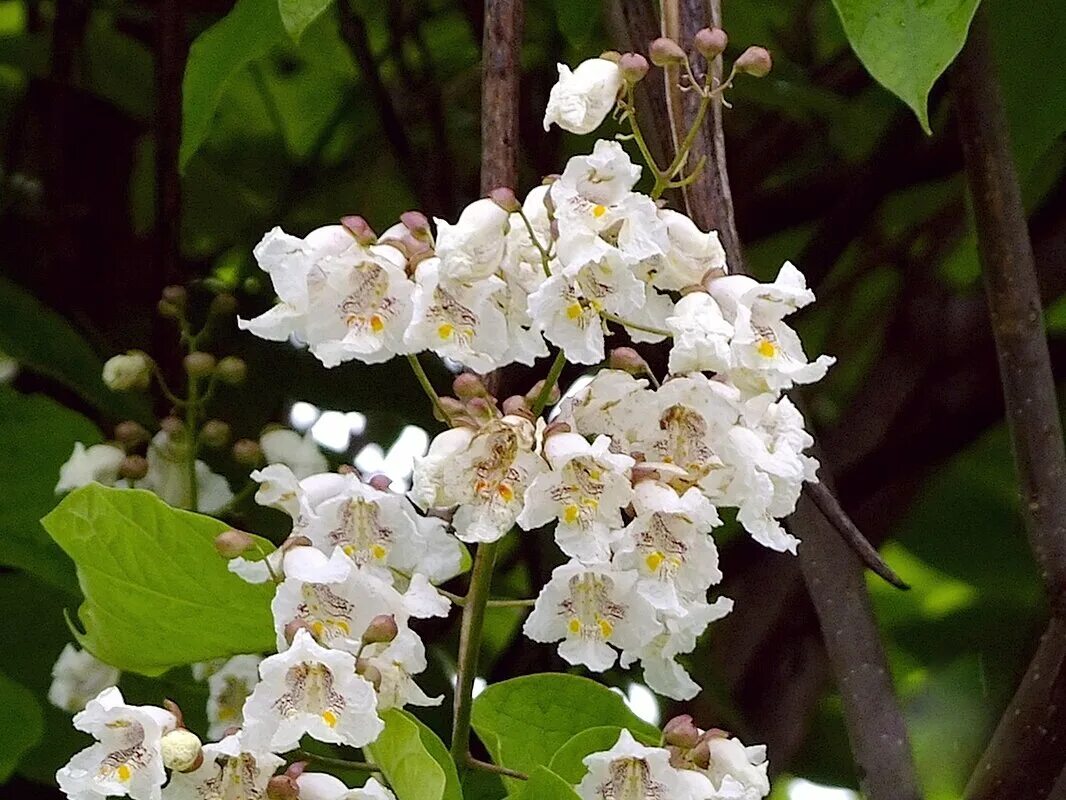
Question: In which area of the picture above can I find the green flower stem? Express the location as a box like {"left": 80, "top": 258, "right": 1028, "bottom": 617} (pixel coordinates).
{"left": 531, "top": 350, "right": 567, "bottom": 416}
{"left": 437, "top": 587, "right": 535, "bottom": 608}
{"left": 294, "top": 750, "right": 382, "bottom": 776}
{"left": 599, "top": 311, "right": 672, "bottom": 339}
{"left": 406, "top": 353, "right": 453, "bottom": 426}
{"left": 465, "top": 755, "right": 528, "bottom": 781}
{"left": 184, "top": 375, "right": 200, "bottom": 512}
{"left": 621, "top": 88, "right": 664, "bottom": 179}
{"left": 516, "top": 206, "right": 553, "bottom": 277}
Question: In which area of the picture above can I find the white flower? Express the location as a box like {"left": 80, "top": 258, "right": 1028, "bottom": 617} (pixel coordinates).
{"left": 665, "top": 292, "right": 734, "bottom": 375}
{"left": 205, "top": 654, "right": 261, "bottom": 739}
{"left": 543, "top": 58, "right": 622, "bottom": 135}
{"left": 724, "top": 303, "right": 834, "bottom": 396}
{"left": 524, "top": 560, "right": 659, "bottom": 672}
{"left": 576, "top": 729, "right": 714, "bottom": 800}
{"left": 162, "top": 734, "right": 283, "bottom": 800}
{"left": 242, "top": 628, "right": 383, "bottom": 752}
{"left": 57, "top": 687, "right": 176, "bottom": 800}
{"left": 702, "top": 736, "right": 770, "bottom": 800}
{"left": 560, "top": 369, "right": 652, "bottom": 450}
{"left": 56, "top": 443, "right": 126, "bottom": 494}
{"left": 48, "top": 645, "right": 121, "bottom": 714}
{"left": 613, "top": 481, "right": 722, "bottom": 612}
{"left": 435, "top": 198, "right": 512, "bottom": 283}
{"left": 647, "top": 209, "right": 728, "bottom": 291}
{"left": 556, "top": 140, "right": 641, "bottom": 208}
{"left": 405, "top": 258, "right": 509, "bottom": 373}
{"left": 412, "top": 417, "right": 543, "bottom": 544}
{"left": 102, "top": 352, "right": 151, "bottom": 392}
{"left": 137, "top": 431, "right": 233, "bottom": 514}
{"left": 251, "top": 465, "right": 348, "bottom": 523}
{"left": 527, "top": 273, "right": 607, "bottom": 365}
{"left": 359, "top": 627, "right": 443, "bottom": 712}
{"left": 297, "top": 773, "right": 395, "bottom": 800}
{"left": 517, "top": 432, "right": 634, "bottom": 562}
{"left": 707, "top": 261, "right": 814, "bottom": 325}
{"left": 260, "top": 429, "right": 328, "bottom": 479}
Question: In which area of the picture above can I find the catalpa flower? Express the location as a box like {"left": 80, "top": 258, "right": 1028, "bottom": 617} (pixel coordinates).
{"left": 701, "top": 735, "right": 771, "bottom": 800}
{"left": 647, "top": 209, "right": 728, "bottom": 292}
{"left": 242, "top": 629, "right": 383, "bottom": 752}
{"left": 527, "top": 273, "right": 607, "bottom": 365}
{"left": 665, "top": 292, "right": 734, "bottom": 375}
{"left": 576, "top": 729, "right": 714, "bottom": 800}
{"left": 162, "top": 734, "right": 283, "bottom": 800}
{"left": 137, "top": 431, "right": 233, "bottom": 514}
{"left": 524, "top": 560, "right": 659, "bottom": 671}
{"left": 359, "top": 627, "right": 443, "bottom": 712}
{"left": 560, "top": 369, "right": 652, "bottom": 450}
{"left": 707, "top": 261, "right": 814, "bottom": 325}
{"left": 49, "top": 645, "right": 121, "bottom": 715}
{"left": 204, "top": 654, "right": 262, "bottom": 739}
{"left": 57, "top": 687, "right": 176, "bottom": 800}
{"left": 259, "top": 428, "right": 328, "bottom": 479}
{"left": 55, "top": 443, "right": 125, "bottom": 494}
{"left": 517, "top": 432, "right": 634, "bottom": 562}
{"left": 297, "top": 773, "right": 395, "bottom": 800}
{"left": 725, "top": 303, "right": 834, "bottom": 396}
{"left": 543, "top": 57, "right": 622, "bottom": 135}
{"left": 435, "top": 198, "right": 511, "bottom": 283}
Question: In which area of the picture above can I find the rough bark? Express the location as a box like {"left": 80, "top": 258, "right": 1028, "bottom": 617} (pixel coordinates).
{"left": 479, "top": 0, "right": 523, "bottom": 193}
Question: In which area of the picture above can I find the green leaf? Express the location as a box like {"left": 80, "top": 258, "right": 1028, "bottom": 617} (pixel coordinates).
{"left": 0, "top": 670, "right": 44, "bottom": 782}
{"left": 279, "top": 0, "right": 335, "bottom": 42}
{"left": 547, "top": 726, "right": 659, "bottom": 785}
{"left": 510, "top": 766, "right": 581, "bottom": 800}
{"left": 0, "top": 276, "right": 150, "bottom": 423}
{"left": 365, "top": 709, "right": 462, "bottom": 800}
{"left": 41, "top": 485, "right": 276, "bottom": 675}
{"left": 830, "top": 0, "right": 982, "bottom": 132}
{"left": 471, "top": 674, "right": 660, "bottom": 792}
{"left": 180, "top": 0, "right": 286, "bottom": 170}
{"left": 0, "top": 387, "right": 100, "bottom": 595}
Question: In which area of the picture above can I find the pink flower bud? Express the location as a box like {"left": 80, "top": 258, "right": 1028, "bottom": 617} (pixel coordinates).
{"left": 524, "top": 378, "right": 561, "bottom": 407}
{"left": 608, "top": 346, "right": 649, "bottom": 376}
{"left": 734, "top": 46, "right": 772, "bottom": 77}
{"left": 341, "top": 215, "right": 377, "bottom": 245}
{"left": 209, "top": 293, "right": 238, "bottom": 318}
{"left": 488, "top": 187, "right": 520, "bottom": 213}
{"left": 362, "top": 614, "right": 399, "bottom": 645}
{"left": 119, "top": 454, "right": 149, "bottom": 481}
{"left": 267, "top": 775, "right": 299, "bottom": 800}
{"left": 231, "top": 438, "right": 263, "bottom": 467}
{"left": 501, "top": 395, "right": 531, "bottom": 418}
{"left": 214, "top": 529, "right": 255, "bottom": 559}
{"left": 619, "top": 52, "right": 649, "bottom": 83}
{"left": 649, "top": 37, "right": 687, "bottom": 66}
{"left": 694, "top": 27, "right": 728, "bottom": 59}
{"left": 199, "top": 420, "right": 231, "bottom": 448}
{"left": 453, "top": 372, "right": 488, "bottom": 400}
{"left": 183, "top": 351, "right": 216, "bottom": 379}
{"left": 400, "top": 210, "right": 432, "bottom": 242}
{"left": 355, "top": 658, "right": 383, "bottom": 690}
{"left": 663, "top": 714, "right": 701, "bottom": 748}
{"left": 367, "top": 473, "right": 393, "bottom": 491}
{"left": 114, "top": 420, "right": 149, "bottom": 448}
{"left": 283, "top": 619, "right": 313, "bottom": 645}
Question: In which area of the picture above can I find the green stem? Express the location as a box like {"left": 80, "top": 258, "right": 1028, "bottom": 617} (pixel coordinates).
{"left": 465, "top": 755, "right": 528, "bottom": 781}
{"left": 406, "top": 354, "right": 453, "bottom": 426}
{"left": 531, "top": 350, "right": 567, "bottom": 416}
{"left": 294, "top": 750, "right": 381, "bottom": 776}
{"left": 652, "top": 91, "right": 713, "bottom": 199}
{"left": 450, "top": 540, "right": 499, "bottom": 763}
{"left": 185, "top": 376, "right": 200, "bottom": 512}
{"left": 600, "top": 311, "right": 672, "bottom": 339}
{"left": 516, "top": 207, "right": 552, "bottom": 277}
{"left": 622, "top": 88, "right": 663, "bottom": 179}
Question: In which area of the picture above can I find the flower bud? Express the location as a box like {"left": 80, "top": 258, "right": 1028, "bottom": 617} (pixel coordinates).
{"left": 161, "top": 728, "right": 202, "bottom": 773}
{"left": 608, "top": 346, "right": 649, "bottom": 376}
{"left": 488, "top": 187, "right": 520, "bottom": 214}
{"left": 160, "top": 416, "right": 184, "bottom": 436}
{"left": 435, "top": 396, "right": 466, "bottom": 423}
{"left": 695, "top": 27, "right": 728, "bottom": 59}
{"left": 453, "top": 372, "right": 488, "bottom": 401}
{"left": 119, "top": 454, "right": 149, "bottom": 481}
{"left": 283, "top": 619, "right": 313, "bottom": 645}
{"left": 734, "top": 46, "right": 772, "bottom": 77}
{"left": 663, "top": 714, "right": 701, "bottom": 749}
{"left": 367, "top": 473, "right": 393, "bottom": 492}
{"left": 688, "top": 739, "right": 711, "bottom": 769}
{"left": 200, "top": 419, "right": 231, "bottom": 448}
{"left": 267, "top": 775, "right": 300, "bottom": 800}
{"left": 215, "top": 356, "right": 247, "bottom": 386}
{"left": 209, "top": 293, "right": 238, "bottom": 318}
{"left": 362, "top": 614, "right": 399, "bottom": 645}
{"left": 465, "top": 397, "right": 498, "bottom": 423}
{"left": 214, "top": 529, "right": 256, "bottom": 559}
{"left": 649, "top": 37, "right": 687, "bottom": 66}
{"left": 618, "top": 52, "right": 650, "bottom": 84}
{"left": 355, "top": 658, "right": 383, "bottom": 690}
{"left": 103, "top": 352, "right": 152, "bottom": 392}
{"left": 114, "top": 420, "right": 149, "bottom": 448}
{"left": 158, "top": 285, "right": 187, "bottom": 319}
{"left": 524, "top": 379, "right": 561, "bottom": 408}
{"left": 598, "top": 50, "right": 622, "bottom": 63}
{"left": 183, "top": 352, "right": 216, "bottom": 379}
{"left": 232, "top": 438, "right": 263, "bottom": 467}
{"left": 501, "top": 395, "right": 531, "bottom": 418}
{"left": 400, "top": 210, "right": 432, "bottom": 243}
{"left": 341, "top": 215, "right": 377, "bottom": 246}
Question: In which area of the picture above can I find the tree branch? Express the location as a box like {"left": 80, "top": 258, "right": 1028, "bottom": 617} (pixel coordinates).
{"left": 952, "top": 8, "right": 1066, "bottom": 799}
{"left": 156, "top": 0, "right": 184, "bottom": 288}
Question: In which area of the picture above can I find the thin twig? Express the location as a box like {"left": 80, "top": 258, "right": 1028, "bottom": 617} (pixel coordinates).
{"left": 804, "top": 481, "right": 909, "bottom": 590}
{"left": 953, "top": 8, "right": 1066, "bottom": 799}
{"left": 295, "top": 750, "right": 380, "bottom": 775}
{"left": 406, "top": 354, "right": 453, "bottom": 426}
{"left": 465, "top": 754, "right": 528, "bottom": 780}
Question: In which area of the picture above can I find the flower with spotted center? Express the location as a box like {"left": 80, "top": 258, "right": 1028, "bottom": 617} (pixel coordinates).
{"left": 204, "top": 654, "right": 261, "bottom": 740}
{"left": 162, "top": 733, "right": 283, "bottom": 800}
{"left": 575, "top": 730, "right": 714, "bottom": 800}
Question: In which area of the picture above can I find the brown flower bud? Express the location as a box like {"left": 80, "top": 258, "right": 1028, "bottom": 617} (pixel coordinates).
{"left": 114, "top": 421, "right": 149, "bottom": 448}
{"left": 608, "top": 346, "right": 649, "bottom": 376}
{"left": 649, "top": 37, "right": 687, "bottom": 66}
{"left": 157, "top": 285, "right": 188, "bottom": 321}
{"left": 453, "top": 372, "right": 488, "bottom": 401}
{"left": 524, "top": 379, "right": 561, "bottom": 408}
{"left": 355, "top": 658, "right": 383, "bottom": 690}
{"left": 232, "top": 438, "right": 263, "bottom": 467}
{"left": 183, "top": 352, "right": 216, "bottom": 379}
{"left": 200, "top": 419, "right": 231, "bottom": 448}
{"left": 436, "top": 396, "right": 466, "bottom": 423}
{"left": 663, "top": 714, "right": 701, "bottom": 749}
{"left": 267, "top": 775, "right": 299, "bottom": 800}
{"left": 598, "top": 50, "right": 622, "bottom": 63}
{"left": 619, "top": 52, "right": 650, "bottom": 83}
{"left": 694, "top": 27, "right": 728, "bottom": 59}
{"left": 119, "top": 454, "right": 149, "bottom": 481}
{"left": 160, "top": 416, "right": 184, "bottom": 436}
{"left": 215, "top": 356, "right": 247, "bottom": 386}
{"left": 341, "top": 215, "right": 377, "bottom": 246}
{"left": 488, "top": 187, "right": 520, "bottom": 214}
{"left": 362, "top": 614, "right": 399, "bottom": 645}
{"left": 209, "top": 293, "right": 238, "bottom": 318}
{"left": 400, "top": 210, "right": 432, "bottom": 242}
{"left": 283, "top": 619, "right": 313, "bottom": 645}
{"left": 734, "top": 45, "right": 772, "bottom": 77}
{"left": 501, "top": 395, "right": 531, "bottom": 418}
{"left": 367, "top": 473, "right": 393, "bottom": 492}
{"left": 214, "top": 529, "right": 256, "bottom": 559}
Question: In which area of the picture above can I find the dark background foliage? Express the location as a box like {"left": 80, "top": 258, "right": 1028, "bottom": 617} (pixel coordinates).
{"left": 0, "top": 0, "right": 1064, "bottom": 797}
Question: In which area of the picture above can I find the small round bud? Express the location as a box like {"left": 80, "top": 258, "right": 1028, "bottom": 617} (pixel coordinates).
{"left": 524, "top": 379, "right": 561, "bottom": 408}
{"left": 114, "top": 421, "right": 149, "bottom": 448}
{"left": 337, "top": 464, "right": 358, "bottom": 475}
{"left": 232, "top": 438, "right": 263, "bottom": 467}
{"left": 214, "top": 529, "right": 256, "bottom": 559}
{"left": 649, "top": 37, "right": 687, "bottom": 66}
{"left": 453, "top": 372, "right": 488, "bottom": 401}
{"left": 183, "top": 352, "right": 216, "bottom": 379}
{"left": 158, "top": 286, "right": 187, "bottom": 320}
{"left": 267, "top": 775, "right": 299, "bottom": 800}
{"left": 355, "top": 659, "right": 383, "bottom": 690}
{"left": 341, "top": 215, "right": 377, "bottom": 246}
{"left": 501, "top": 395, "right": 530, "bottom": 417}
{"left": 663, "top": 714, "right": 701, "bottom": 749}
{"left": 215, "top": 356, "right": 247, "bottom": 386}
{"left": 694, "top": 27, "right": 728, "bottom": 59}
{"left": 209, "top": 293, "right": 238, "bottom": 318}
{"left": 688, "top": 739, "right": 711, "bottom": 769}
{"left": 436, "top": 396, "right": 466, "bottom": 423}
{"left": 103, "top": 351, "right": 152, "bottom": 392}
{"left": 367, "top": 474, "right": 393, "bottom": 492}
{"left": 200, "top": 419, "right": 231, "bottom": 448}
{"left": 283, "top": 619, "right": 313, "bottom": 645}
{"left": 734, "top": 45, "right": 772, "bottom": 77}
{"left": 465, "top": 396, "right": 497, "bottom": 422}
{"left": 400, "top": 210, "right": 432, "bottom": 242}
{"left": 160, "top": 416, "right": 185, "bottom": 436}
{"left": 161, "top": 728, "right": 203, "bottom": 772}
{"left": 598, "top": 50, "right": 622, "bottom": 63}
{"left": 619, "top": 52, "right": 650, "bottom": 83}
{"left": 282, "top": 534, "right": 313, "bottom": 551}
{"left": 362, "top": 614, "right": 399, "bottom": 645}
{"left": 488, "top": 187, "right": 520, "bottom": 214}
{"left": 119, "top": 454, "right": 149, "bottom": 481}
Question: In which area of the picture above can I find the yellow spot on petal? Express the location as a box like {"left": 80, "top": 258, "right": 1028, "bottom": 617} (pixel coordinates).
{"left": 343, "top": 544, "right": 355, "bottom": 557}
{"left": 311, "top": 620, "right": 325, "bottom": 638}
{"left": 337, "top": 619, "right": 351, "bottom": 635}
{"left": 116, "top": 764, "right": 131, "bottom": 782}
{"left": 581, "top": 496, "right": 599, "bottom": 509}
{"left": 593, "top": 205, "right": 607, "bottom": 218}
{"left": 563, "top": 504, "right": 580, "bottom": 524}
{"left": 645, "top": 552, "right": 664, "bottom": 572}
{"left": 597, "top": 616, "right": 614, "bottom": 638}
{"left": 757, "top": 339, "right": 777, "bottom": 358}
{"left": 438, "top": 323, "right": 454, "bottom": 340}
{"left": 322, "top": 710, "right": 338, "bottom": 728}
{"left": 371, "top": 544, "right": 388, "bottom": 560}
{"left": 370, "top": 315, "right": 385, "bottom": 333}
{"left": 498, "top": 483, "right": 515, "bottom": 502}
{"left": 566, "top": 302, "right": 584, "bottom": 320}
{"left": 568, "top": 618, "right": 582, "bottom": 635}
